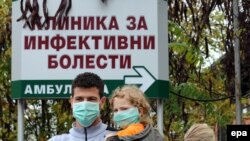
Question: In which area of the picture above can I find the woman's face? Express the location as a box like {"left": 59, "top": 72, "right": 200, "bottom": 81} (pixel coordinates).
{"left": 113, "top": 97, "right": 134, "bottom": 113}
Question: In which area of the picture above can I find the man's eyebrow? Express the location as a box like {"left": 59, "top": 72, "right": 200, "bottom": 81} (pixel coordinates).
{"left": 88, "top": 97, "right": 98, "bottom": 99}
{"left": 74, "top": 96, "right": 83, "bottom": 98}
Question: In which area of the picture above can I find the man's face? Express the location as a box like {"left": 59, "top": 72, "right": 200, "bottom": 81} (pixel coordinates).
{"left": 70, "top": 87, "right": 105, "bottom": 109}
{"left": 70, "top": 87, "right": 106, "bottom": 127}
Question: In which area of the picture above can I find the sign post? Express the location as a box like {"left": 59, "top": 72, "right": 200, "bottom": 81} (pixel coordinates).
{"left": 17, "top": 100, "right": 24, "bottom": 141}
{"left": 12, "top": 0, "right": 169, "bottom": 139}
{"left": 157, "top": 99, "right": 164, "bottom": 135}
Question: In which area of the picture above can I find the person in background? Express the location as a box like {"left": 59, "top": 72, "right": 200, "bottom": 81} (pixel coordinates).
{"left": 49, "top": 72, "right": 116, "bottom": 141}
{"left": 105, "top": 85, "right": 163, "bottom": 141}
{"left": 184, "top": 123, "right": 216, "bottom": 141}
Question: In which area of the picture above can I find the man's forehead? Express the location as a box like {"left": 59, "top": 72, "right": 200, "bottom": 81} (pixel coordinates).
{"left": 73, "top": 87, "right": 100, "bottom": 98}
{"left": 74, "top": 95, "right": 98, "bottom": 98}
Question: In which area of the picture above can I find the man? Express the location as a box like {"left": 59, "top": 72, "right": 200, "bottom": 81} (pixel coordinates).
{"left": 49, "top": 72, "right": 116, "bottom": 141}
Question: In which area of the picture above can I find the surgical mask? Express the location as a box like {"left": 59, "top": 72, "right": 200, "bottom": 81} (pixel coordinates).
{"left": 113, "top": 107, "right": 140, "bottom": 128}
{"left": 73, "top": 101, "right": 100, "bottom": 127}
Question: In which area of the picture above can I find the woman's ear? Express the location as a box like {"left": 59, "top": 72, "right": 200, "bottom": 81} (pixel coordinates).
{"left": 138, "top": 107, "right": 144, "bottom": 117}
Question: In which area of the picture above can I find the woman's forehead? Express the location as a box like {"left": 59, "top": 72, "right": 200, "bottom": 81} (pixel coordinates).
{"left": 113, "top": 97, "right": 132, "bottom": 107}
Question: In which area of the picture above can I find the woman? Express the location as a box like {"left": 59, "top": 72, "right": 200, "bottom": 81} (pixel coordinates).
{"left": 184, "top": 123, "right": 216, "bottom": 141}
{"left": 105, "top": 85, "right": 163, "bottom": 141}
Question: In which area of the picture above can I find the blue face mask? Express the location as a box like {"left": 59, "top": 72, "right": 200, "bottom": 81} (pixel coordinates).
{"left": 113, "top": 107, "right": 140, "bottom": 128}
{"left": 73, "top": 101, "right": 100, "bottom": 127}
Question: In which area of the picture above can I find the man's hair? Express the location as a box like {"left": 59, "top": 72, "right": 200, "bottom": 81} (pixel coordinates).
{"left": 71, "top": 72, "right": 104, "bottom": 97}
{"left": 110, "top": 85, "right": 152, "bottom": 125}
{"left": 184, "top": 123, "right": 215, "bottom": 141}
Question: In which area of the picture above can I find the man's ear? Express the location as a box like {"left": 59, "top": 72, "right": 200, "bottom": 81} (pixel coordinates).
{"left": 69, "top": 96, "right": 73, "bottom": 108}
{"left": 100, "top": 96, "right": 107, "bottom": 109}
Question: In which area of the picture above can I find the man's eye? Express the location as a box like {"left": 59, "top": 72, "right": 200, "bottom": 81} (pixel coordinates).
{"left": 75, "top": 98, "right": 82, "bottom": 101}
{"left": 88, "top": 98, "right": 97, "bottom": 101}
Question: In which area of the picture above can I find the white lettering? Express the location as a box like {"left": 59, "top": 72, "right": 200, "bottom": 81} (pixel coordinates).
{"left": 24, "top": 85, "right": 33, "bottom": 94}
{"left": 231, "top": 131, "right": 248, "bottom": 138}
{"left": 47, "top": 85, "right": 54, "bottom": 94}
{"left": 242, "top": 131, "right": 247, "bottom": 136}
{"left": 34, "top": 85, "right": 46, "bottom": 94}
{"left": 104, "top": 84, "right": 109, "bottom": 95}
{"left": 231, "top": 131, "right": 236, "bottom": 137}
{"left": 55, "top": 85, "right": 63, "bottom": 94}
{"left": 64, "top": 85, "right": 72, "bottom": 94}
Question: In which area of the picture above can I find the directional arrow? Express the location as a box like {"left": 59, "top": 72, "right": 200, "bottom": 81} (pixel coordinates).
{"left": 124, "top": 66, "right": 156, "bottom": 92}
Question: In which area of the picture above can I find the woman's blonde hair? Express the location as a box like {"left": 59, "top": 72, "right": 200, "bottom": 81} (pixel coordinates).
{"left": 110, "top": 85, "right": 152, "bottom": 125}
{"left": 184, "top": 123, "right": 216, "bottom": 141}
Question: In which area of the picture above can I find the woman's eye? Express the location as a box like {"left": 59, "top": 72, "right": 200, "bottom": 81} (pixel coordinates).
{"left": 121, "top": 108, "right": 128, "bottom": 111}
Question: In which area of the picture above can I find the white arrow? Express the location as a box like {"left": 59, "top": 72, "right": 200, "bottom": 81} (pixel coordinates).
{"left": 124, "top": 67, "right": 155, "bottom": 92}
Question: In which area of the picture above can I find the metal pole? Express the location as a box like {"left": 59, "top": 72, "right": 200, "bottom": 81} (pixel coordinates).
{"left": 157, "top": 99, "right": 164, "bottom": 135}
{"left": 18, "top": 99, "right": 24, "bottom": 141}
{"left": 233, "top": 0, "right": 242, "bottom": 124}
